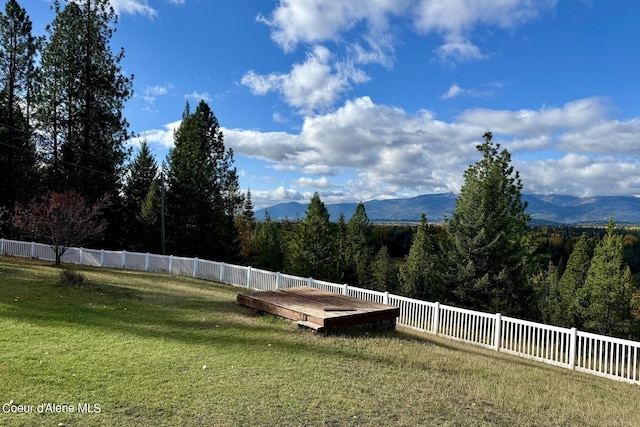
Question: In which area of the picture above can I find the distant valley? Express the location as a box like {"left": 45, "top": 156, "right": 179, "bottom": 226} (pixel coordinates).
{"left": 255, "top": 193, "right": 640, "bottom": 225}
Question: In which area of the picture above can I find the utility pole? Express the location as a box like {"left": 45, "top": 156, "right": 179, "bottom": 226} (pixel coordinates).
{"left": 160, "top": 169, "right": 165, "bottom": 255}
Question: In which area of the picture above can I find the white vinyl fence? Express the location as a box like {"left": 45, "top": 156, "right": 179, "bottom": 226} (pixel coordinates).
{"left": 2, "top": 238, "right": 639, "bottom": 386}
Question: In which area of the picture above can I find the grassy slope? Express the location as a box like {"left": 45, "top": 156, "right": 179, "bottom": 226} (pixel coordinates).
{"left": 1, "top": 256, "right": 639, "bottom": 427}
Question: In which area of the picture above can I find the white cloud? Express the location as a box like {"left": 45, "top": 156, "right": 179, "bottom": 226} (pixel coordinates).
{"left": 220, "top": 96, "right": 640, "bottom": 206}
{"left": 520, "top": 155, "right": 640, "bottom": 197}
{"left": 135, "top": 120, "right": 182, "bottom": 149}
{"left": 241, "top": 45, "right": 369, "bottom": 112}
{"left": 257, "top": 0, "right": 409, "bottom": 56}
{"left": 296, "top": 177, "right": 337, "bottom": 189}
{"left": 436, "top": 37, "right": 486, "bottom": 62}
{"left": 259, "top": 0, "right": 557, "bottom": 65}
{"left": 184, "top": 91, "right": 212, "bottom": 103}
{"left": 441, "top": 83, "right": 464, "bottom": 100}
{"left": 139, "top": 96, "right": 640, "bottom": 207}
{"left": 558, "top": 118, "right": 640, "bottom": 154}
{"left": 109, "top": 0, "right": 157, "bottom": 18}
{"left": 141, "top": 84, "right": 170, "bottom": 104}
{"left": 458, "top": 97, "right": 609, "bottom": 136}
{"left": 252, "top": 186, "right": 306, "bottom": 209}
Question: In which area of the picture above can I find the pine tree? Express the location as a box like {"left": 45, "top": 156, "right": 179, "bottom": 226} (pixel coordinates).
{"left": 0, "top": 0, "right": 40, "bottom": 229}
{"left": 285, "top": 193, "right": 338, "bottom": 280}
{"left": 123, "top": 140, "right": 158, "bottom": 250}
{"left": 583, "top": 218, "right": 633, "bottom": 337}
{"left": 165, "top": 100, "right": 242, "bottom": 260}
{"left": 447, "top": 132, "right": 534, "bottom": 315}
{"left": 399, "top": 214, "right": 443, "bottom": 300}
{"left": 37, "top": 0, "right": 132, "bottom": 200}
{"left": 254, "top": 211, "right": 284, "bottom": 272}
{"left": 236, "top": 190, "right": 257, "bottom": 263}
{"left": 344, "top": 203, "right": 374, "bottom": 288}
{"left": 138, "top": 178, "right": 162, "bottom": 252}
{"left": 556, "top": 233, "right": 592, "bottom": 328}
{"left": 532, "top": 261, "right": 561, "bottom": 324}
{"left": 371, "top": 245, "right": 395, "bottom": 292}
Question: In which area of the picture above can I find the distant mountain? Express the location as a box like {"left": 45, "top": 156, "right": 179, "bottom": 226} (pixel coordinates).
{"left": 255, "top": 193, "right": 640, "bottom": 225}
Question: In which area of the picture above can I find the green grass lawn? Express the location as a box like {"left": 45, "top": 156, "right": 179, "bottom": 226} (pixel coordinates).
{"left": 1, "top": 255, "right": 640, "bottom": 426}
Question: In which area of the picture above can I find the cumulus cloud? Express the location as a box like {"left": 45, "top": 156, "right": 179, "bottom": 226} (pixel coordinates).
{"left": 251, "top": 186, "right": 306, "bottom": 210}
{"left": 257, "top": 0, "right": 408, "bottom": 58}
{"left": 259, "top": 0, "right": 557, "bottom": 64}
{"left": 458, "top": 97, "right": 609, "bottom": 136}
{"left": 220, "top": 96, "right": 640, "bottom": 205}
{"left": 135, "top": 120, "right": 182, "bottom": 149}
{"left": 441, "top": 83, "right": 464, "bottom": 100}
{"left": 109, "top": 0, "right": 157, "bottom": 18}
{"left": 241, "top": 45, "right": 369, "bottom": 112}
{"left": 296, "top": 177, "right": 338, "bottom": 189}
{"left": 184, "top": 91, "right": 212, "bottom": 103}
{"left": 139, "top": 96, "right": 640, "bottom": 207}
{"left": 140, "top": 84, "right": 170, "bottom": 104}
{"left": 247, "top": 0, "right": 559, "bottom": 115}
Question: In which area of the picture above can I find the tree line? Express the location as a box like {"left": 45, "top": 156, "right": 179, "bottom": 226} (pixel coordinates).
{"left": 2, "top": 1, "right": 639, "bottom": 340}
{"left": 242, "top": 133, "right": 640, "bottom": 341}
{"left": 0, "top": 0, "right": 244, "bottom": 261}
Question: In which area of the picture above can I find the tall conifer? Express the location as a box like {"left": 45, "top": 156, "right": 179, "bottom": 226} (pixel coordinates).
{"left": 447, "top": 132, "right": 533, "bottom": 315}
{"left": 165, "top": 100, "right": 242, "bottom": 260}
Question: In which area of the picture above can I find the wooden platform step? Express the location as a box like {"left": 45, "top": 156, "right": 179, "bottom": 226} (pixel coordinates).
{"left": 297, "top": 320, "right": 325, "bottom": 332}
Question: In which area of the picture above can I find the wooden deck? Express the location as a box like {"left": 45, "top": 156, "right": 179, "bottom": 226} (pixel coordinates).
{"left": 237, "top": 286, "right": 400, "bottom": 332}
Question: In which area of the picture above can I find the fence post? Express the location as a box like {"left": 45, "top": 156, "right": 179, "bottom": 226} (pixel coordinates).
{"left": 432, "top": 302, "right": 440, "bottom": 335}
{"left": 569, "top": 327, "right": 577, "bottom": 370}
{"left": 247, "top": 266, "right": 252, "bottom": 289}
{"left": 383, "top": 291, "right": 389, "bottom": 305}
{"left": 121, "top": 250, "right": 126, "bottom": 268}
{"left": 145, "top": 253, "right": 150, "bottom": 271}
{"left": 220, "top": 262, "right": 226, "bottom": 284}
{"left": 493, "top": 313, "right": 502, "bottom": 351}
{"left": 276, "top": 272, "right": 281, "bottom": 289}
{"left": 169, "top": 255, "right": 174, "bottom": 274}
{"left": 0, "top": 238, "right": 4, "bottom": 254}
{"left": 100, "top": 249, "right": 105, "bottom": 267}
{"left": 193, "top": 258, "right": 199, "bottom": 277}
{"left": 308, "top": 277, "right": 314, "bottom": 288}
{"left": 30, "top": 241, "right": 35, "bottom": 258}
{"left": 79, "top": 248, "right": 84, "bottom": 265}
{"left": 342, "top": 283, "right": 348, "bottom": 296}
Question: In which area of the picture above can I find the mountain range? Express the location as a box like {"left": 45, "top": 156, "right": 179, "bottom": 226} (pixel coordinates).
{"left": 255, "top": 194, "right": 640, "bottom": 225}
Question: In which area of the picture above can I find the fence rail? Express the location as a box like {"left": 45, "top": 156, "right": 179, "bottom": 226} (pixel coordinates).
{"left": 1, "top": 238, "right": 639, "bottom": 386}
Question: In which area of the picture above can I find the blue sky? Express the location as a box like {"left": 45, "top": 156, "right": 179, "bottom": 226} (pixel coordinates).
{"left": 28, "top": 0, "right": 640, "bottom": 208}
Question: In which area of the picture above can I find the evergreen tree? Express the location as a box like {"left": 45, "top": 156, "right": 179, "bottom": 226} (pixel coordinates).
{"left": 583, "top": 218, "right": 633, "bottom": 337}
{"left": 399, "top": 214, "right": 443, "bottom": 300}
{"left": 447, "top": 132, "right": 534, "bottom": 315}
{"left": 122, "top": 140, "right": 158, "bottom": 250}
{"left": 0, "top": 0, "right": 40, "bottom": 231}
{"left": 165, "top": 100, "right": 242, "bottom": 260}
{"left": 37, "top": 0, "right": 132, "bottom": 202}
{"left": 254, "top": 211, "right": 284, "bottom": 272}
{"left": 236, "top": 189, "right": 257, "bottom": 263}
{"left": 138, "top": 178, "right": 162, "bottom": 253}
{"left": 336, "top": 212, "right": 347, "bottom": 281}
{"left": 285, "top": 193, "right": 338, "bottom": 280}
{"left": 556, "top": 233, "right": 592, "bottom": 328}
{"left": 371, "top": 245, "right": 395, "bottom": 292}
{"left": 344, "top": 203, "right": 374, "bottom": 288}
{"left": 532, "top": 261, "right": 561, "bottom": 324}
